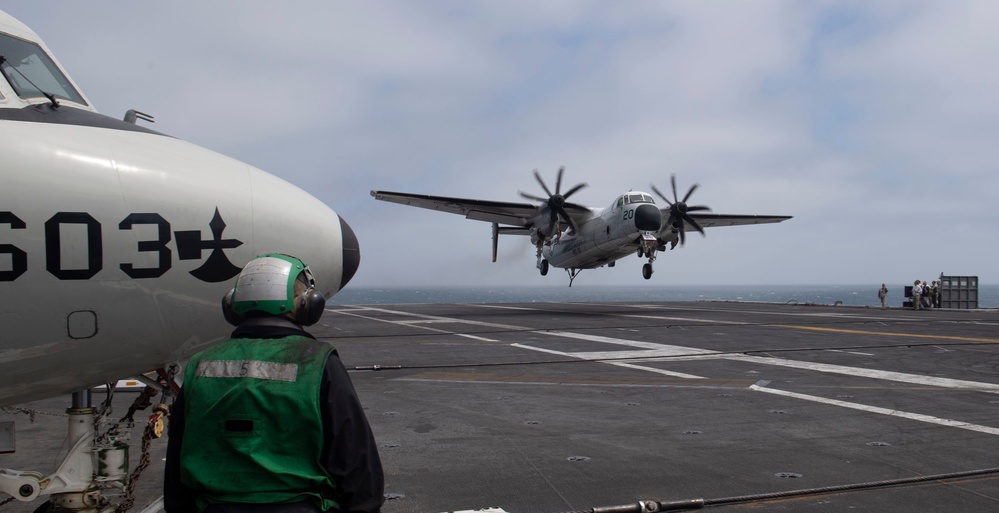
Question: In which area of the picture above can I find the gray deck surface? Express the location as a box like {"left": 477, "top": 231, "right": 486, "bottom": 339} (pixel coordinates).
{"left": 3, "top": 301, "right": 999, "bottom": 512}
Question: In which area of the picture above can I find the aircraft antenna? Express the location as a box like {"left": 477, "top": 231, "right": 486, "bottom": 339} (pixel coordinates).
{"left": 124, "top": 109, "right": 156, "bottom": 124}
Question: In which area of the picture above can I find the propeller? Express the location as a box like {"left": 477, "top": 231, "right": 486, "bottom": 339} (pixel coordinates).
{"left": 650, "top": 174, "right": 711, "bottom": 246}
{"left": 519, "top": 166, "right": 587, "bottom": 234}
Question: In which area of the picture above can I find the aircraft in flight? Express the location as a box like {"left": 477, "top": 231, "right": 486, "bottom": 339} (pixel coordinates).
{"left": 372, "top": 167, "right": 791, "bottom": 285}
{"left": 0, "top": 8, "right": 358, "bottom": 508}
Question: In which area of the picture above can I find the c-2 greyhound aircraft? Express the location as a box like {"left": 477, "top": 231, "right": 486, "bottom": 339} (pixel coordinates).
{"left": 373, "top": 167, "right": 790, "bottom": 285}
{"left": 0, "top": 9, "right": 358, "bottom": 509}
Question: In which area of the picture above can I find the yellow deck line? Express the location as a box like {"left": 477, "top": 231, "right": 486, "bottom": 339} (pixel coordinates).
{"left": 777, "top": 325, "right": 999, "bottom": 344}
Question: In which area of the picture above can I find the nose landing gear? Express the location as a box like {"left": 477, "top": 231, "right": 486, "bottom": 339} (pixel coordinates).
{"left": 639, "top": 233, "right": 658, "bottom": 280}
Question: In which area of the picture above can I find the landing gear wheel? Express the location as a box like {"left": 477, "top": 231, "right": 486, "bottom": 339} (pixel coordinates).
{"left": 540, "top": 259, "right": 550, "bottom": 276}
{"left": 642, "top": 263, "right": 653, "bottom": 280}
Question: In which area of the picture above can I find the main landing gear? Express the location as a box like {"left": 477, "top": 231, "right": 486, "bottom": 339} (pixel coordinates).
{"left": 0, "top": 368, "right": 178, "bottom": 513}
{"left": 535, "top": 239, "right": 550, "bottom": 277}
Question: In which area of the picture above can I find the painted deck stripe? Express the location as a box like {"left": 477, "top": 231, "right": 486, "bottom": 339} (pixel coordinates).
{"left": 776, "top": 324, "right": 999, "bottom": 344}
{"left": 729, "top": 354, "right": 999, "bottom": 393}
{"left": 336, "top": 309, "right": 999, "bottom": 393}
{"left": 536, "top": 330, "right": 716, "bottom": 354}
{"left": 337, "top": 306, "right": 523, "bottom": 330}
{"left": 751, "top": 384, "right": 999, "bottom": 436}
{"left": 456, "top": 333, "right": 499, "bottom": 342}
{"left": 335, "top": 306, "right": 999, "bottom": 437}
{"left": 533, "top": 330, "right": 999, "bottom": 393}
{"left": 509, "top": 343, "right": 706, "bottom": 379}
{"left": 333, "top": 308, "right": 499, "bottom": 341}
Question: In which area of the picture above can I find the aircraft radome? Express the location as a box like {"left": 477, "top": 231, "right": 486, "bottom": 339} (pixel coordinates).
{"left": 1, "top": 9, "right": 358, "bottom": 507}
{"left": 373, "top": 167, "right": 791, "bottom": 285}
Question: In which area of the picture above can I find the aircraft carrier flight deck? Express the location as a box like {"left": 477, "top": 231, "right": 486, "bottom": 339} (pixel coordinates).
{"left": 3, "top": 300, "right": 999, "bottom": 512}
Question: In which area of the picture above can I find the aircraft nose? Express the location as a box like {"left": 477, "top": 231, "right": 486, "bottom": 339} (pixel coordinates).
{"left": 246, "top": 167, "right": 360, "bottom": 298}
{"left": 338, "top": 215, "right": 360, "bottom": 290}
{"left": 635, "top": 204, "right": 662, "bottom": 232}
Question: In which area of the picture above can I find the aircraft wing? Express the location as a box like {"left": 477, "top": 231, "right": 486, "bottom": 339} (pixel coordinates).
{"left": 371, "top": 190, "right": 543, "bottom": 226}
{"left": 688, "top": 213, "right": 792, "bottom": 228}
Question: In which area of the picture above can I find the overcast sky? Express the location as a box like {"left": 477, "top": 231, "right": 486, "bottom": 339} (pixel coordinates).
{"left": 5, "top": 2, "right": 996, "bottom": 289}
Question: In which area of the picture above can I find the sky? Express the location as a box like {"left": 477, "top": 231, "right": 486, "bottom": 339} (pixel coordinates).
{"left": 4, "top": 1, "right": 997, "bottom": 289}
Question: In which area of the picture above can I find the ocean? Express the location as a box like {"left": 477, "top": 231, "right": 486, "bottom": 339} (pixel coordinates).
{"left": 330, "top": 284, "right": 999, "bottom": 309}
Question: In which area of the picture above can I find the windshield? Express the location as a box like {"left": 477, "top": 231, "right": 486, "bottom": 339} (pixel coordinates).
{"left": 0, "top": 32, "right": 87, "bottom": 105}
{"left": 614, "top": 193, "right": 656, "bottom": 209}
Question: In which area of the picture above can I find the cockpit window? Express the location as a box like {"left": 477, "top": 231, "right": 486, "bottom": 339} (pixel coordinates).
{"left": 0, "top": 32, "right": 87, "bottom": 105}
{"left": 628, "top": 193, "right": 654, "bottom": 204}
{"left": 615, "top": 194, "right": 655, "bottom": 209}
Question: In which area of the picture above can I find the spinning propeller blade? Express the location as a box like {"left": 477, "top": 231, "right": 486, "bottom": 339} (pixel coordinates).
{"left": 520, "top": 166, "right": 587, "bottom": 235}
{"left": 651, "top": 174, "right": 711, "bottom": 246}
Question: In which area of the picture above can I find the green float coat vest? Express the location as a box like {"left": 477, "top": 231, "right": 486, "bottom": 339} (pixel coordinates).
{"left": 180, "top": 335, "right": 339, "bottom": 512}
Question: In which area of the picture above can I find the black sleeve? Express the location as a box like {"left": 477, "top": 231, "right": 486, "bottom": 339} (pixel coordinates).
{"left": 321, "top": 353, "right": 385, "bottom": 513}
{"left": 163, "top": 390, "right": 200, "bottom": 513}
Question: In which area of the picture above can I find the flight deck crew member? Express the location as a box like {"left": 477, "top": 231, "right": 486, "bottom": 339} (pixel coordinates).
{"left": 878, "top": 283, "right": 888, "bottom": 310}
{"left": 912, "top": 279, "right": 923, "bottom": 310}
{"left": 165, "top": 254, "right": 384, "bottom": 513}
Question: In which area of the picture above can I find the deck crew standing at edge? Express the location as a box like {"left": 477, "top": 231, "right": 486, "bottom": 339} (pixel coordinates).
{"left": 165, "top": 254, "right": 384, "bottom": 513}
{"left": 910, "top": 279, "right": 942, "bottom": 310}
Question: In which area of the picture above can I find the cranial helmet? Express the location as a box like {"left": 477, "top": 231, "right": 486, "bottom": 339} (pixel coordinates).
{"left": 221, "top": 254, "right": 326, "bottom": 326}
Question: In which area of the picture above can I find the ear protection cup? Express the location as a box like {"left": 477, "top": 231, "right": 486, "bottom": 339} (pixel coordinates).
{"left": 295, "top": 287, "right": 326, "bottom": 326}
{"left": 221, "top": 288, "right": 244, "bottom": 327}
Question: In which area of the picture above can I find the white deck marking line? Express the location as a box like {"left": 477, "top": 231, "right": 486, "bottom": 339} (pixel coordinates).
{"left": 336, "top": 305, "right": 524, "bottom": 330}
{"left": 826, "top": 349, "right": 876, "bottom": 356}
{"left": 536, "top": 330, "right": 717, "bottom": 354}
{"left": 335, "top": 310, "right": 999, "bottom": 393}
{"left": 398, "top": 319, "right": 457, "bottom": 324}
{"left": 617, "top": 314, "right": 749, "bottom": 325}
{"left": 455, "top": 334, "right": 502, "bottom": 342}
{"left": 528, "top": 329, "right": 999, "bottom": 433}
{"left": 397, "top": 378, "right": 701, "bottom": 388}
{"left": 336, "top": 307, "right": 999, "bottom": 434}
{"left": 332, "top": 309, "right": 499, "bottom": 342}
{"left": 509, "top": 343, "right": 706, "bottom": 379}
{"left": 605, "top": 361, "right": 707, "bottom": 379}
{"left": 467, "top": 304, "right": 542, "bottom": 311}
{"left": 729, "top": 354, "right": 999, "bottom": 393}
{"left": 620, "top": 303, "right": 922, "bottom": 322}
{"left": 751, "top": 384, "right": 999, "bottom": 436}
{"left": 534, "top": 330, "right": 999, "bottom": 394}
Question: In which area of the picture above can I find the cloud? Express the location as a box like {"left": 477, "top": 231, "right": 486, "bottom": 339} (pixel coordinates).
{"left": 6, "top": 1, "right": 996, "bottom": 288}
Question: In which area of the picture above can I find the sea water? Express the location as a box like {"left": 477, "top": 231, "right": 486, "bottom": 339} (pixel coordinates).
{"left": 330, "top": 284, "right": 999, "bottom": 309}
